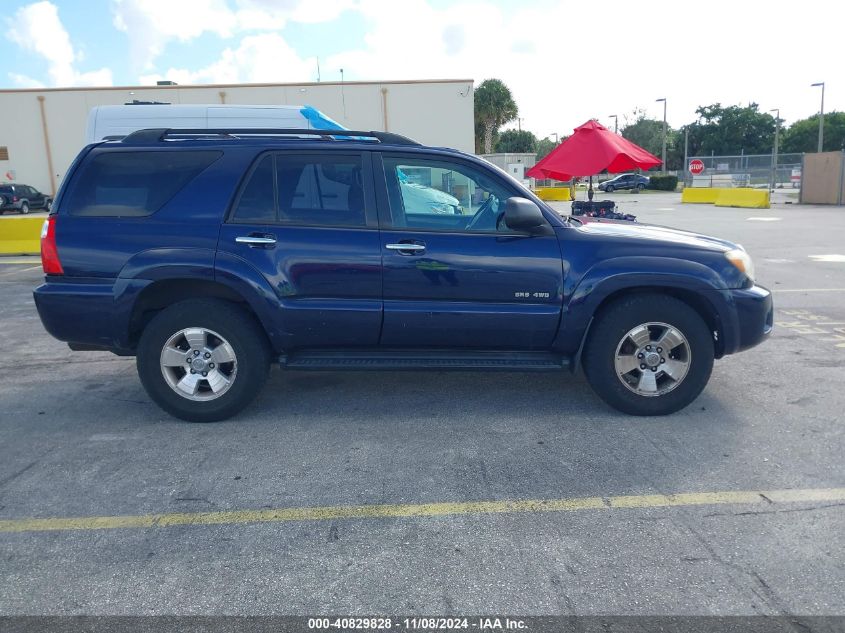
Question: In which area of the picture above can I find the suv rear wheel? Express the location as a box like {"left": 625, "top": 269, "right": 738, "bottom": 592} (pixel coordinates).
{"left": 583, "top": 294, "right": 714, "bottom": 415}
{"left": 20, "top": 202, "right": 29, "bottom": 214}
{"left": 137, "top": 299, "right": 270, "bottom": 422}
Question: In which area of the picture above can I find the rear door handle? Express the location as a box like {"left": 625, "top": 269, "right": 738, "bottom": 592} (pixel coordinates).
{"left": 386, "top": 242, "right": 426, "bottom": 254}
{"left": 236, "top": 235, "right": 277, "bottom": 248}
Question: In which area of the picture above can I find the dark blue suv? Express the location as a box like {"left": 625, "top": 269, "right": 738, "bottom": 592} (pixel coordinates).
{"left": 34, "top": 128, "right": 772, "bottom": 422}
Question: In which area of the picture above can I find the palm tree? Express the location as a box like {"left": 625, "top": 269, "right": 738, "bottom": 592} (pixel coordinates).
{"left": 474, "top": 79, "right": 518, "bottom": 154}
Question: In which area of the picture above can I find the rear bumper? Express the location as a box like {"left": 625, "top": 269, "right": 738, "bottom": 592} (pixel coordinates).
{"left": 728, "top": 285, "right": 773, "bottom": 353}
{"left": 33, "top": 281, "right": 122, "bottom": 351}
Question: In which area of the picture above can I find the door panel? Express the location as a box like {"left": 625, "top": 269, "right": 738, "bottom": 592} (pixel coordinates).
{"left": 216, "top": 151, "right": 383, "bottom": 350}
{"left": 376, "top": 153, "right": 564, "bottom": 350}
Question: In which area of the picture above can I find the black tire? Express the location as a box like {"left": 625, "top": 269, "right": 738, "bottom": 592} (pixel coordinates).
{"left": 137, "top": 299, "right": 271, "bottom": 422}
{"left": 583, "top": 294, "right": 714, "bottom": 416}
{"left": 44, "top": 198, "right": 52, "bottom": 211}
{"left": 636, "top": 183, "right": 645, "bottom": 191}
{"left": 20, "top": 202, "right": 29, "bottom": 214}
{"left": 606, "top": 185, "right": 615, "bottom": 193}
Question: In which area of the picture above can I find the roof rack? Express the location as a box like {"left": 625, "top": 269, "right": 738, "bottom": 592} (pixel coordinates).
{"left": 120, "top": 128, "right": 420, "bottom": 146}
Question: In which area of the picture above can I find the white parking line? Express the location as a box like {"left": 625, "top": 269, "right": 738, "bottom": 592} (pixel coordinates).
{"left": 747, "top": 217, "right": 782, "bottom": 221}
{"left": 0, "top": 265, "right": 41, "bottom": 277}
{"left": 808, "top": 254, "right": 845, "bottom": 263}
{"left": 775, "top": 288, "right": 845, "bottom": 293}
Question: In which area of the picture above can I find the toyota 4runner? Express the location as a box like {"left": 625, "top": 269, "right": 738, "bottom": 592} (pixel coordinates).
{"left": 34, "top": 128, "right": 773, "bottom": 422}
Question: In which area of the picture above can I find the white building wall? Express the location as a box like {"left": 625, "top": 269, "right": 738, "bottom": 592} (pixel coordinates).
{"left": 0, "top": 79, "right": 474, "bottom": 195}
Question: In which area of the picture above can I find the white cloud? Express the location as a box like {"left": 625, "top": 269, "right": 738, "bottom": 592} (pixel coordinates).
{"left": 140, "top": 33, "right": 314, "bottom": 85}
{"left": 112, "top": 0, "right": 355, "bottom": 70}
{"left": 7, "top": 1, "right": 113, "bottom": 87}
{"left": 8, "top": 73, "right": 45, "bottom": 89}
{"left": 112, "top": 0, "right": 235, "bottom": 71}
{"left": 318, "top": 0, "right": 844, "bottom": 138}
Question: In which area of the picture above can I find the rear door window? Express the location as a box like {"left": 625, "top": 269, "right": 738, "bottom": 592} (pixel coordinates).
{"left": 65, "top": 150, "right": 221, "bottom": 217}
{"left": 277, "top": 155, "right": 365, "bottom": 227}
{"left": 231, "top": 153, "right": 367, "bottom": 228}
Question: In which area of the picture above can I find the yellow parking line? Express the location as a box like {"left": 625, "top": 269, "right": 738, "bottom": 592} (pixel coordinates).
{"left": 0, "top": 487, "right": 843, "bottom": 535}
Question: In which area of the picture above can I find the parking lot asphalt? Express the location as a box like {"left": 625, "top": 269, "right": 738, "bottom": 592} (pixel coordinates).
{"left": 0, "top": 192, "right": 843, "bottom": 615}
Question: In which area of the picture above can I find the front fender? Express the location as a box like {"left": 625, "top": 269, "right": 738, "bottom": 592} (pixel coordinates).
{"left": 556, "top": 256, "right": 736, "bottom": 355}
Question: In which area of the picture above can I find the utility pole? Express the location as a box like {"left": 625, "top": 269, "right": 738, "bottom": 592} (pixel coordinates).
{"left": 517, "top": 117, "right": 523, "bottom": 132}
{"left": 769, "top": 108, "right": 780, "bottom": 190}
{"left": 811, "top": 82, "right": 825, "bottom": 152}
{"left": 656, "top": 98, "right": 667, "bottom": 173}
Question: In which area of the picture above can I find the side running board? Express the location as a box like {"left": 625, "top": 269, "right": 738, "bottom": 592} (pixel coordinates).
{"left": 279, "top": 349, "right": 570, "bottom": 372}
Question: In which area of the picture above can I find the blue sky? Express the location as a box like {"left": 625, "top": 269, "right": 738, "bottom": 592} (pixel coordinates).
{"left": 2, "top": 0, "right": 841, "bottom": 136}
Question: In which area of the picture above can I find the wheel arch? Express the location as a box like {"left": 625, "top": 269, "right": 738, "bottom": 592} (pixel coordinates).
{"left": 590, "top": 286, "right": 725, "bottom": 358}
{"left": 127, "top": 278, "right": 272, "bottom": 351}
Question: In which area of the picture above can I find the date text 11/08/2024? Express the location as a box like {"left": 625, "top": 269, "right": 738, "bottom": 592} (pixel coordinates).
{"left": 307, "top": 617, "right": 528, "bottom": 630}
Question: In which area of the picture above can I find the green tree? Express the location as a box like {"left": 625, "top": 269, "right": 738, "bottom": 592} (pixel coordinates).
{"left": 536, "top": 137, "right": 557, "bottom": 160}
{"left": 781, "top": 112, "right": 845, "bottom": 153}
{"left": 684, "top": 103, "right": 775, "bottom": 156}
{"left": 474, "top": 79, "right": 518, "bottom": 154}
{"left": 621, "top": 111, "right": 681, "bottom": 170}
{"left": 495, "top": 129, "right": 538, "bottom": 153}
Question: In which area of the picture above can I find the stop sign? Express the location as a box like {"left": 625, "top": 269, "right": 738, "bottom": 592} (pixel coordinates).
{"left": 689, "top": 159, "right": 705, "bottom": 175}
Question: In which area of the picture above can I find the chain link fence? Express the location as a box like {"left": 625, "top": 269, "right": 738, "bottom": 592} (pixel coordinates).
{"left": 683, "top": 153, "right": 803, "bottom": 189}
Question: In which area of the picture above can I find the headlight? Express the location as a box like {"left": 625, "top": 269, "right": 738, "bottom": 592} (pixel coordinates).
{"left": 724, "top": 249, "right": 755, "bottom": 281}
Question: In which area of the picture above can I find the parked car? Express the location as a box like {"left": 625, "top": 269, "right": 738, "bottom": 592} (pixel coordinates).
{"left": 598, "top": 173, "right": 650, "bottom": 192}
{"left": 34, "top": 128, "right": 772, "bottom": 422}
{"left": 0, "top": 183, "right": 52, "bottom": 214}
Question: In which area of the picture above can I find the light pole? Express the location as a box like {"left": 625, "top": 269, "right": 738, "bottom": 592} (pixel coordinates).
{"left": 517, "top": 117, "right": 524, "bottom": 132}
{"left": 547, "top": 133, "right": 559, "bottom": 144}
{"left": 656, "top": 98, "right": 667, "bottom": 173}
{"left": 811, "top": 82, "right": 825, "bottom": 152}
{"left": 608, "top": 114, "right": 618, "bottom": 134}
{"left": 769, "top": 108, "right": 780, "bottom": 190}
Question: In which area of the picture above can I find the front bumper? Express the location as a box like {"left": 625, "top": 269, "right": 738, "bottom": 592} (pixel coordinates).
{"left": 728, "top": 284, "right": 773, "bottom": 353}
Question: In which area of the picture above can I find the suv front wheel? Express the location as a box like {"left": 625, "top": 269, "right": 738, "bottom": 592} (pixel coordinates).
{"left": 137, "top": 299, "right": 270, "bottom": 422}
{"left": 583, "top": 294, "right": 714, "bottom": 415}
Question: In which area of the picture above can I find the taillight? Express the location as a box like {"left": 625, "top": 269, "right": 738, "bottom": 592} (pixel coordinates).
{"left": 40, "top": 216, "right": 63, "bottom": 275}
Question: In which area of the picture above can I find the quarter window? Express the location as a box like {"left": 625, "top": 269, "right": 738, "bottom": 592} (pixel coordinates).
{"left": 65, "top": 151, "right": 221, "bottom": 217}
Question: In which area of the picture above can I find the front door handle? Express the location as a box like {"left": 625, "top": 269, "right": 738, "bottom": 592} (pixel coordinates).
{"left": 236, "top": 234, "right": 277, "bottom": 248}
{"left": 386, "top": 242, "right": 425, "bottom": 254}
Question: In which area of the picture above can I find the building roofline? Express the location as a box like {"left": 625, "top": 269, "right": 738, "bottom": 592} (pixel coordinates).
{"left": 0, "top": 78, "right": 475, "bottom": 95}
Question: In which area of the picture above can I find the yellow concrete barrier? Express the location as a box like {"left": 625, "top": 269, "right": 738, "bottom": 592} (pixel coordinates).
{"left": 534, "top": 187, "right": 573, "bottom": 202}
{"left": 0, "top": 216, "right": 44, "bottom": 255}
{"left": 714, "top": 188, "right": 770, "bottom": 209}
{"left": 681, "top": 187, "right": 720, "bottom": 203}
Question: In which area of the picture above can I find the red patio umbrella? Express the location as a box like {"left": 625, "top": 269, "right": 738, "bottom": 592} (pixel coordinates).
{"left": 527, "top": 119, "right": 662, "bottom": 182}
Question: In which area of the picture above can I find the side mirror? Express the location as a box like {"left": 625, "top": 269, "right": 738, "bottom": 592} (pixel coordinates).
{"left": 504, "top": 197, "right": 548, "bottom": 233}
